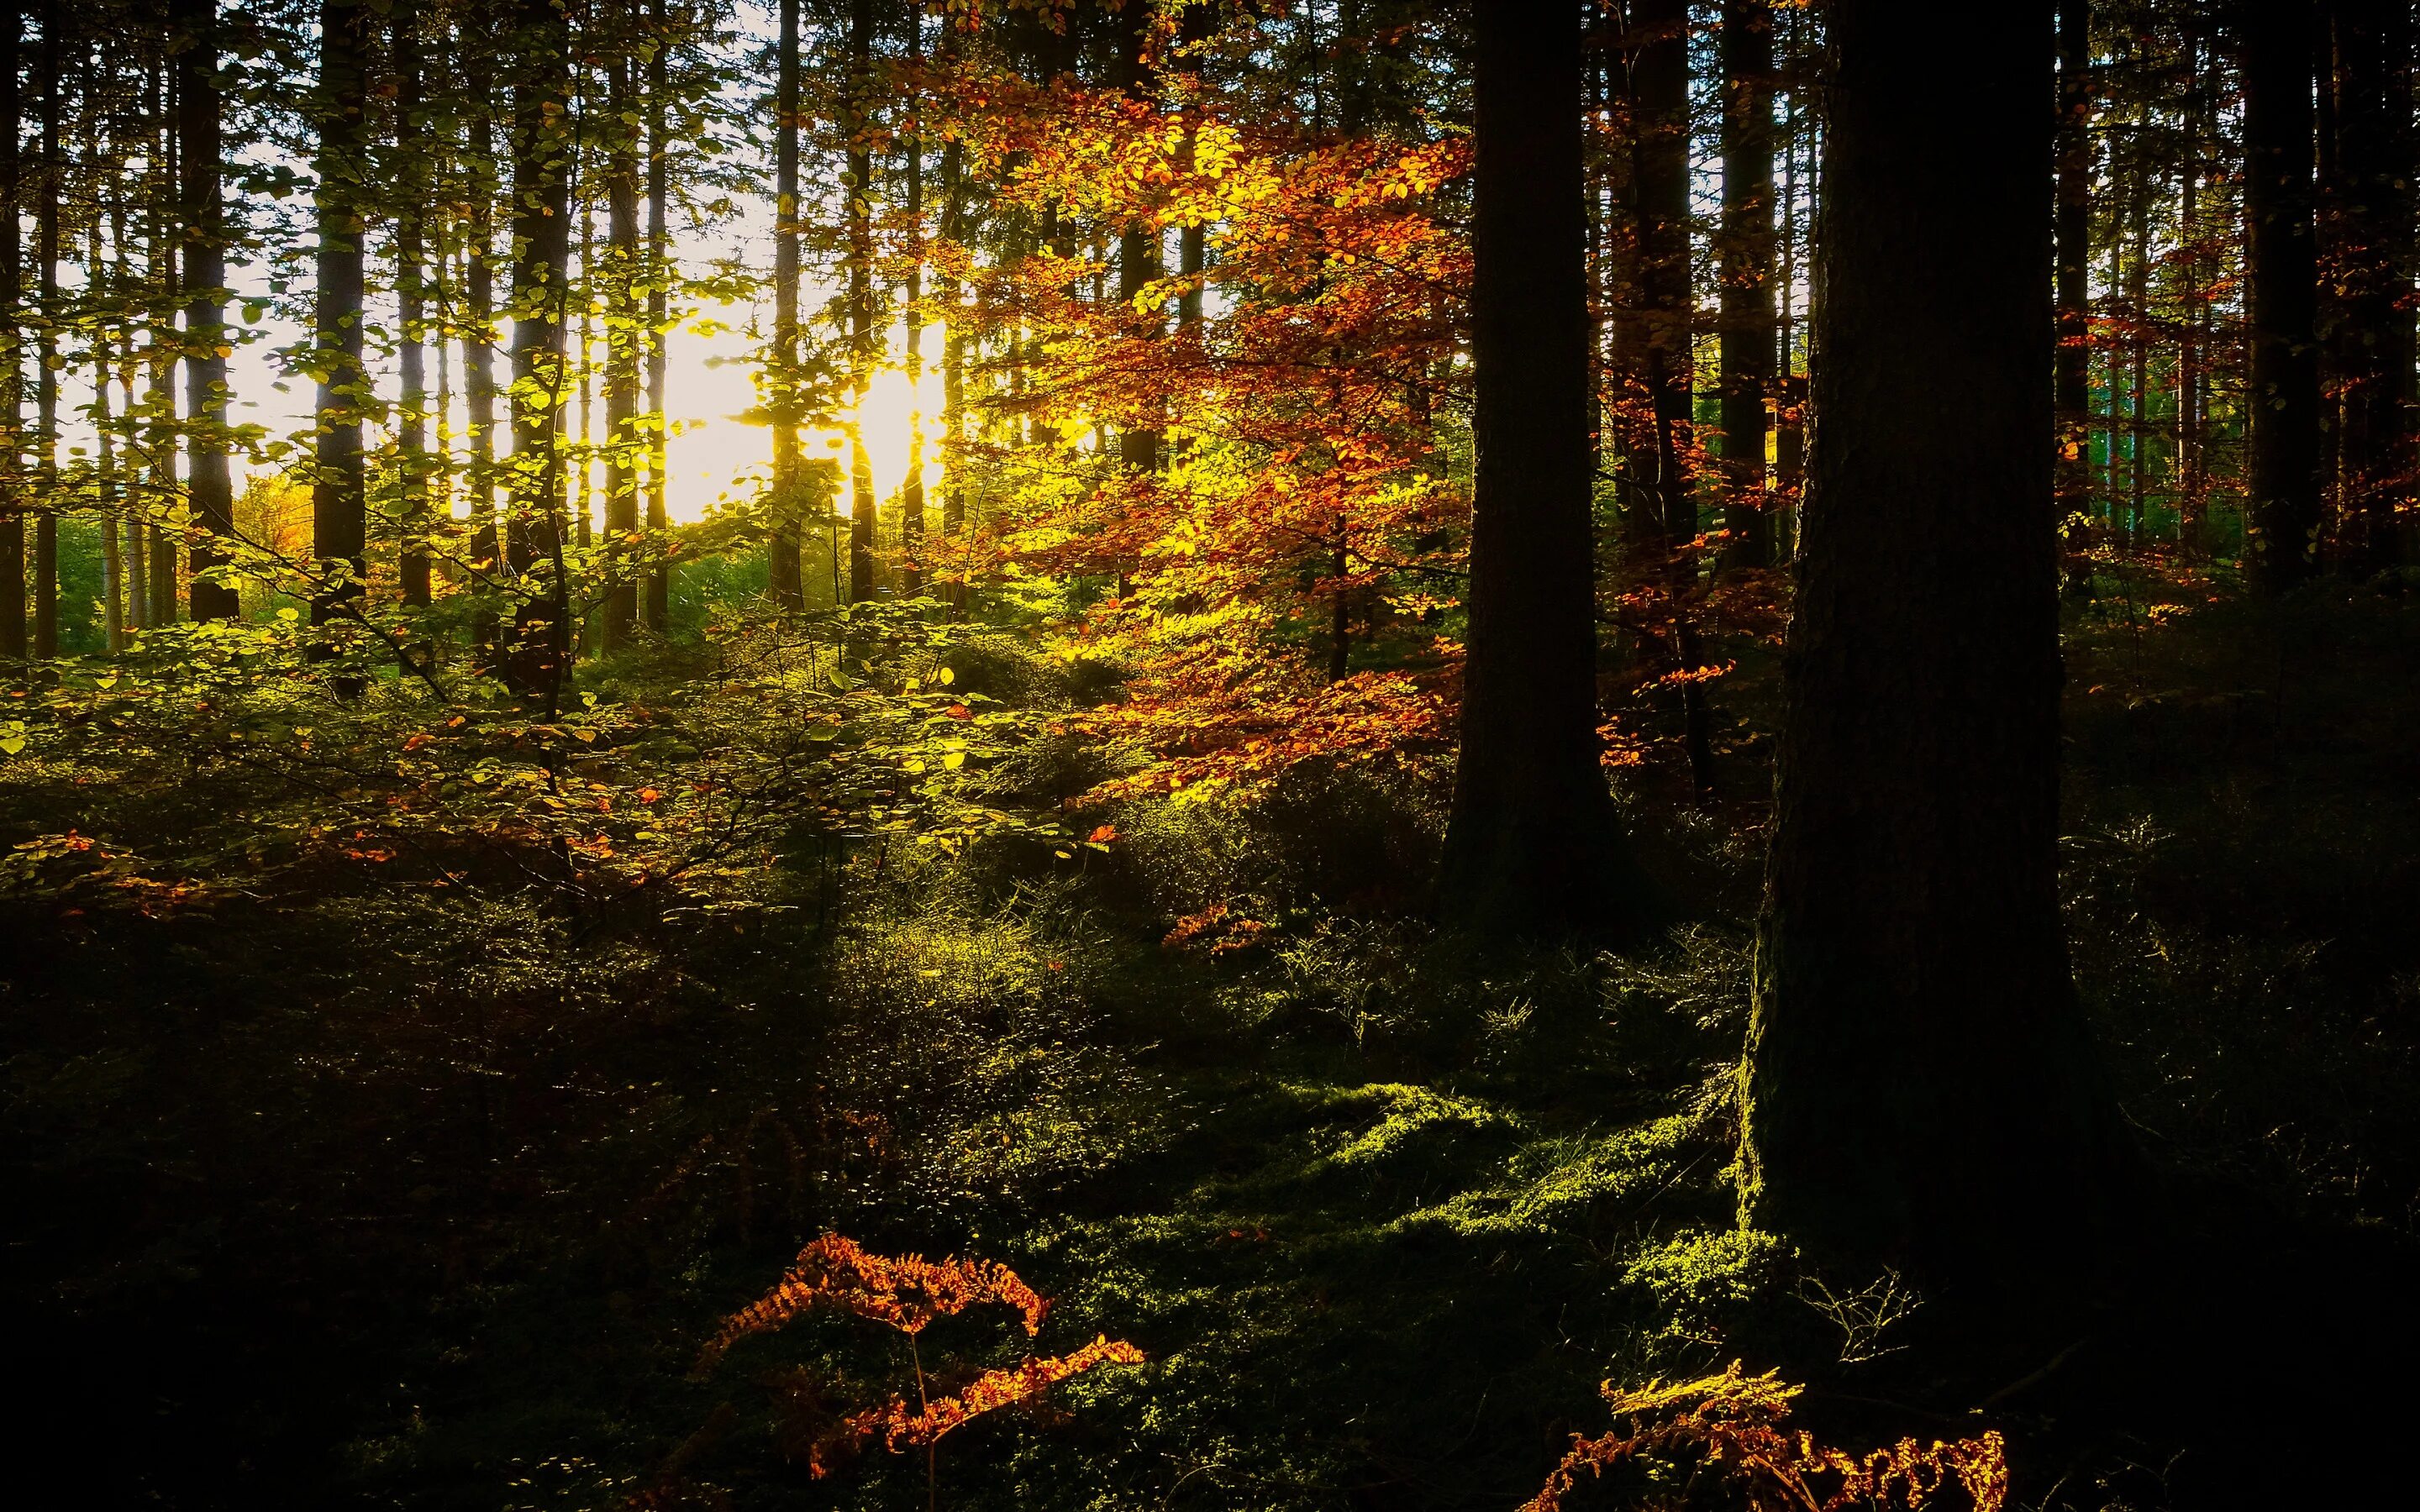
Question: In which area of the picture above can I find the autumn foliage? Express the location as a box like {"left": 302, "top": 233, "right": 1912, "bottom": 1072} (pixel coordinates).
{"left": 1523, "top": 1362, "right": 2009, "bottom": 1512}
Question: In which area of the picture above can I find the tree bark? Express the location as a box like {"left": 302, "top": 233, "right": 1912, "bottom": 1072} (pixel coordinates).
{"left": 397, "top": 0, "right": 431, "bottom": 607}
{"left": 644, "top": 0, "right": 670, "bottom": 632}
{"left": 846, "top": 0, "right": 875, "bottom": 603}
{"left": 1740, "top": 0, "right": 2132, "bottom": 1304}
{"left": 1437, "top": 0, "right": 1630, "bottom": 939}
{"left": 899, "top": 5, "right": 925, "bottom": 596}
{"left": 2328, "top": 0, "right": 2414, "bottom": 575}
{"left": 507, "top": 0, "right": 572, "bottom": 704}
{"left": 1718, "top": 0, "right": 1776, "bottom": 569}
{"left": 177, "top": 0, "right": 238, "bottom": 622}
{"left": 465, "top": 14, "right": 502, "bottom": 651}
{"left": 2242, "top": 0, "right": 2324, "bottom": 591}
{"left": 768, "top": 0, "right": 803, "bottom": 609}
{"left": 0, "top": 0, "right": 22, "bottom": 658}
{"left": 311, "top": 0, "right": 370, "bottom": 639}
{"left": 602, "top": 37, "right": 640, "bottom": 647}
{"left": 2056, "top": 0, "right": 2092, "bottom": 586}
{"left": 33, "top": 0, "right": 56, "bottom": 656}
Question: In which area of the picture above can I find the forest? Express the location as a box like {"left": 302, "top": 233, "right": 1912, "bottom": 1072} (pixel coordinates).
{"left": 3, "top": 0, "right": 2417, "bottom": 1507}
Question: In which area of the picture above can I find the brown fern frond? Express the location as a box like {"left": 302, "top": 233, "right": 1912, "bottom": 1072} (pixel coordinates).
{"left": 692, "top": 1233, "right": 1053, "bottom": 1375}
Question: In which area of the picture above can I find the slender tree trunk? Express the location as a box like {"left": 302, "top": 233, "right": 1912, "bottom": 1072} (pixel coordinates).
{"left": 1438, "top": 0, "right": 1632, "bottom": 939}
{"left": 466, "top": 21, "right": 502, "bottom": 651}
{"left": 899, "top": 5, "right": 924, "bottom": 596}
{"left": 2329, "top": 0, "right": 2415, "bottom": 575}
{"left": 2128, "top": 188, "right": 2149, "bottom": 548}
{"left": 312, "top": 0, "right": 370, "bottom": 638}
{"left": 397, "top": 0, "right": 431, "bottom": 607}
{"left": 644, "top": 0, "right": 669, "bottom": 632}
{"left": 178, "top": 0, "right": 237, "bottom": 622}
{"left": 602, "top": 42, "right": 640, "bottom": 648}
{"left": 2056, "top": 0, "right": 2093, "bottom": 589}
{"left": 149, "top": 60, "right": 178, "bottom": 627}
{"left": 1718, "top": 0, "right": 1776, "bottom": 570}
{"left": 2179, "top": 31, "right": 2205, "bottom": 551}
{"left": 95, "top": 242, "right": 124, "bottom": 655}
{"left": 939, "top": 134, "right": 966, "bottom": 617}
{"left": 768, "top": 0, "right": 802, "bottom": 608}
{"left": 2242, "top": 0, "right": 2324, "bottom": 591}
{"left": 33, "top": 0, "right": 56, "bottom": 656}
{"left": 508, "top": 0, "right": 573, "bottom": 705}
{"left": 1741, "top": 0, "right": 2133, "bottom": 1308}
{"left": 0, "top": 1, "right": 22, "bottom": 658}
{"left": 1774, "top": 69, "right": 1802, "bottom": 554}
{"left": 1115, "top": 3, "right": 1161, "bottom": 480}
{"left": 846, "top": 0, "right": 875, "bottom": 603}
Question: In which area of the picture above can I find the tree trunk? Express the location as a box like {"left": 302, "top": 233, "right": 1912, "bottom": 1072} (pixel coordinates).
{"left": 33, "top": 0, "right": 56, "bottom": 656}
{"left": 2243, "top": 0, "right": 2323, "bottom": 591}
{"left": 2328, "top": 0, "right": 2415, "bottom": 575}
{"left": 397, "top": 0, "right": 431, "bottom": 607}
{"left": 149, "top": 58, "right": 178, "bottom": 627}
{"left": 2178, "top": 29, "right": 2206, "bottom": 551}
{"left": 1718, "top": 0, "right": 1776, "bottom": 570}
{"left": 899, "top": 6, "right": 925, "bottom": 596}
{"left": 312, "top": 0, "right": 369, "bottom": 639}
{"left": 644, "top": 0, "right": 670, "bottom": 633}
{"left": 939, "top": 133, "right": 966, "bottom": 617}
{"left": 846, "top": 0, "right": 875, "bottom": 603}
{"left": 1740, "top": 0, "right": 2132, "bottom": 1307}
{"left": 1437, "top": 0, "right": 1630, "bottom": 939}
{"left": 0, "top": 0, "right": 22, "bottom": 659}
{"left": 2056, "top": 0, "right": 2092, "bottom": 589}
{"left": 602, "top": 39, "right": 640, "bottom": 648}
{"left": 177, "top": 0, "right": 237, "bottom": 622}
{"left": 1115, "top": 3, "right": 1162, "bottom": 480}
{"left": 507, "top": 0, "right": 572, "bottom": 705}
{"left": 767, "top": 0, "right": 802, "bottom": 610}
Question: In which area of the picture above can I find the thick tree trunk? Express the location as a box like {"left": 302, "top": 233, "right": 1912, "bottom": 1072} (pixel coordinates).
{"left": 1437, "top": 0, "right": 1629, "bottom": 939}
{"left": 2056, "top": 0, "right": 2092, "bottom": 587}
{"left": 397, "top": 0, "right": 431, "bottom": 607}
{"left": 0, "top": 1, "right": 22, "bottom": 658}
{"left": 507, "top": 0, "right": 572, "bottom": 704}
{"left": 178, "top": 0, "right": 237, "bottom": 622}
{"left": 2329, "top": 0, "right": 2415, "bottom": 575}
{"left": 768, "top": 0, "right": 802, "bottom": 609}
{"left": 2242, "top": 0, "right": 2324, "bottom": 591}
{"left": 602, "top": 45, "right": 640, "bottom": 648}
{"left": 1718, "top": 0, "right": 1776, "bottom": 570}
{"left": 311, "top": 0, "right": 369, "bottom": 638}
{"left": 1740, "top": 0, "right": 2131, "bottom": 1306}
{"left": 644, "top": 0, "right": 669, "bottom": 633}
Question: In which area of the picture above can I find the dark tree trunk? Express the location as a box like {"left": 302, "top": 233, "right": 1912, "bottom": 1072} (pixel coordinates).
{"left": 644, "top": 0, "right": 670, "bottom": 633}
{"left": 178, "top": 0, "right": 238, "bottom": 622}
{"left": 939, "top": 133, "right": 966, "bottom": 617}
{"left": 1632, "top": 0, "right": 1692, "bottom": 543}
{"left": 2055, "top": 0, "right": 2092, "bottom": 588}
{"left": 602, "top": 40, "right": 640, "bottom": 647}
{"left": 1437, "top": 0, "right": 1631, "bottom": 939}
{"left": 507, "top": 0, "right": 572, "bottom": 705}
{"left": 32, "top": 0, "right": 55, "bottom": 656}
{"left": 841, "top": 0, "right": 882, "bottom": 595}
{"left": 768, "top": 0, "right": 802, "bottom": 609}
{"left": 149, "top": 60, "right": 178, "bottom": 627}
{"left": 396, "top": 0, "right": 430, "bottom": 607}
{"left": 465, "top": 16, "right": 502, "bottom": 650}
{"left": 1740, "top": 0, "right": 2132, "bottom": 1307}
{"left": 2242, "top": 0, "right": 2324, "bottom": 591}
{"left": 1718, "top": 0, "right": 1776, "bottom": 570}
{"left": 1115, "top": 3, "right": 1161, "bottom": 480}
{"left": 899, "top": 6, "right": 924, "bottom": 596}
{"left": 2328, "top": 0, "right": 2415, "bottom": 575}
{"left": 312, "top": 0, "right": 370, "bottom": 638}
{"left": 0, "top": 0, "right": 22, "bottom": 659}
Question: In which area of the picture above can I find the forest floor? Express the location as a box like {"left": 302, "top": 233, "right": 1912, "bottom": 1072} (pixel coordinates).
{"left": 8, "top": 564, "right": 2420, "bottom": 1510}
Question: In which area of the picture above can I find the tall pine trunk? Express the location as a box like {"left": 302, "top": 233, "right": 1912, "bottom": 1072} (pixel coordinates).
{"left": 32, "top": 0, "right": 56, "bottom": 656}
{"left": 1718, "top": 0, "right": 1775, "bottom": 570}
{"left": 1741, "top": 0, "right": 2131, "bottom": 1308}
{"left": 466, "top": 19, "right": 502, "bottom": 650}
{"left": 899, "top": 7, "right": 924, "bottom": 596}
{"left": 1437, "top": 0, "right": 1630, "bottom": 939}
{"left": 311, "top": 0, "right": 369, "bottom": 637}
{"left": 507, "top": 0, "right": 572, "bottom": 705}
{"left": 2328, "top": 0, "right": 2414, "bottom": 575}
{"left": 644, "top": 0, "right": 669, "bottom": 632}
{"left": 768, "top": 0, "right": 802, "bottom": 608}
{"left": 2242, "top": 0, "right": 2323, "bottom": 591}
{"left": 845, "top": 0, "right": 875, "bottom": 603}
{"left": 0, "top": 1, "right": 22, "bottom": 658}
{"left": 602, "top": 37, "right": 640, "bottom": 647}
{"left": 2055, "top": 0, "right": 2092, "bottom": 586}
{"left": 396, "top": 0, "right": 431, "bottom": 607}
{"left": 179, "top": 0, "right": 238, "bottom": 622}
